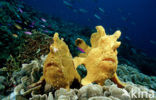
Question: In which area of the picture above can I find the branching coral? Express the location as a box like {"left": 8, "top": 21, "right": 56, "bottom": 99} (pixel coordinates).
{"left": 73, "top": 25, "right": 125, "bottom": 87}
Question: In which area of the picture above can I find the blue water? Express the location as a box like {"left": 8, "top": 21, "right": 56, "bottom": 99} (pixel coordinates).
{"left": 23, "top": 0, "right": 156, "bottom": 57}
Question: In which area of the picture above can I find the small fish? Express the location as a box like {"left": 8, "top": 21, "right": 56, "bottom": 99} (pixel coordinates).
{"left": 41, "top": 25, "right": 45, "bottom": 28}
{"left": 14, "top": 24, "right": 22, "bottom": 30}
{"left": 16, "top": 14, "right": 20, "bottom": 18}
{"left": 41, "top": 18, "right": 47, "bottom": 22}
{"left": 78, "top": 47, "right": 85, "bottom": 53}
{"left": 24, "top": 21, "right": 28, "bottom": 25}
{"left": 43, "top": 30, "right": 53, "bottom": 34}
{"left": 150, "top": 40, "right": 156, "bottom": 45}
{"left": 79, "top": 8, "right": 88, "bottom": 13}
{"left": 18, "top": 8, "right": 23, "bottom": 13}
{"left": 63, "top": 0, "right": 73, "bottom": 8}
{"left": 24, "top": 31, "right": 32, "bottom": 35}
{"left": 94, "top": 14, "right": 102, "bottom": 20}
{"left": 36, "top": 49, "right": 41, "bottom": 54}
{"left": 12, "top": 34, "right": 18, "bottom": 38}
{"left": 98, "top": 7, "right": 104, "bottom": 13}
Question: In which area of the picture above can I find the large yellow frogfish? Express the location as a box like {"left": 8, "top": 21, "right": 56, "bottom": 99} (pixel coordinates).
{"left": 34, "top": 33, "right": 81, "bottom": 89}
{"left": 73, "top": 25, "right": 126, "bottom": 88}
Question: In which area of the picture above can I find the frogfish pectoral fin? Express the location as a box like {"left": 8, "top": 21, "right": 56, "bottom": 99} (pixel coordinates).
{"left": 110, "top": 73, "right": 126, "bottom": 88}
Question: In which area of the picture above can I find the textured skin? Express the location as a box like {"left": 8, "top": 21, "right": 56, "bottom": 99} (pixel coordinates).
{"left": 42, "top": 33, "right": 80, "bottom": 89}
{"left": 73, "top": 26, "right": 125, "bottom": 87}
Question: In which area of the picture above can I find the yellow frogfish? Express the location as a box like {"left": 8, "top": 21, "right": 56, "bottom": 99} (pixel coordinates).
{"left": 29, "top": 26, "right": 125, "bottom": 90}
{"left": 37, "top": 33, "right": 81, "bottom": 89}
{"left": 73, "top": 25, "right": 126, "bottom": 88}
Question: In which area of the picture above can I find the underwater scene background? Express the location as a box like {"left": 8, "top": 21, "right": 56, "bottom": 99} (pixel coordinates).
{"left": 23, "top": 0, "right": 156, "bottom": 57}
{"left": 0, "top": 0, "right": 156, "bottom": 100}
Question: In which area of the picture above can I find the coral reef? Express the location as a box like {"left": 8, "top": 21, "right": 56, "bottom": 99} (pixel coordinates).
{"left": 17, "top": 33, "right": 53, "bottom": 64}
{"left": 117, "top": 64, "right": 156, "bottom": 90}
{"left": 2, "top": 55, "right": 155, "bottom": 100}
{"left": 1, "top": 55, "right": 46, "bottom": 100}
{"left": 12, "top": 60, "right": 44, "bottom": 95}
{"left": 0, "top": 32, "right": 53, "bottom": 98}
{"left": 73, "top": 25, "right": 125, "bottom": 87}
